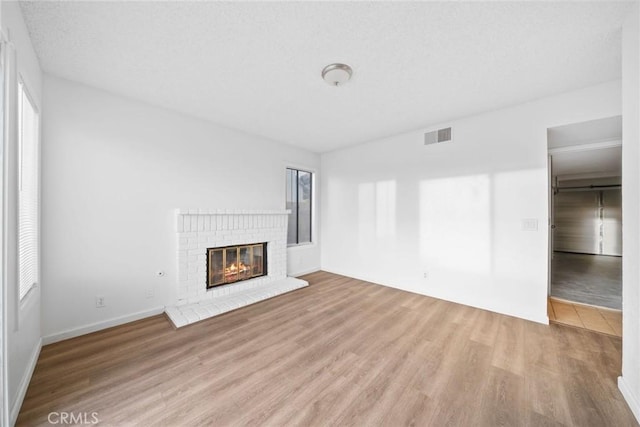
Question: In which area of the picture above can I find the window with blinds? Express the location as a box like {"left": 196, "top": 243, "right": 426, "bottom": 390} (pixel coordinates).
{"left": 18, "top": 81, "right": 39, "bottom": 300}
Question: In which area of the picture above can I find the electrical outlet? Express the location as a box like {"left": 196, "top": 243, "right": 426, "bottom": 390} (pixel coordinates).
{"left": 95, "top": 296, "right": 105, "bottom": 308}
{"left": 145, "top": 288, "right": 155, "bottom": 299}
{"left": 423, "top": 271, "right": 429, "bottom": 279}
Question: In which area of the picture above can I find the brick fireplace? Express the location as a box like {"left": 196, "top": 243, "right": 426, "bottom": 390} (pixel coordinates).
{"left": 165, "top": 209, "right": 308, "bottom": 327}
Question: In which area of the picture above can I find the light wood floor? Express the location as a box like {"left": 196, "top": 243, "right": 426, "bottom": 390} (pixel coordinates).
{"left": 18, "top": 272, "right": 638, "bottom": 426}
{"left": 549, "top": 297, "right": 622, "bottom": 337}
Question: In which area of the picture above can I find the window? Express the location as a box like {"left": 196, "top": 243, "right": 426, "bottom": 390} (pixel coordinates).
{"left": 18, "top": 80, "right": 39, "bottom": 300}
{"left": 286, "top": 168, "right": 312, "bottom": 245}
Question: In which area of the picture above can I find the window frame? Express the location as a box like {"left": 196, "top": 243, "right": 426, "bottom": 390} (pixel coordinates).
{"left": 17, "top": 76, "right": 40, "bottom": 303}
{"left": 286, "top": 167, "right": 314, "bottom": 247}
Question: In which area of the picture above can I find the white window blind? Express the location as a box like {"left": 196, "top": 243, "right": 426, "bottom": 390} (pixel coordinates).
{"left": 18, "top": 81, "right": 39, "bottom": 300}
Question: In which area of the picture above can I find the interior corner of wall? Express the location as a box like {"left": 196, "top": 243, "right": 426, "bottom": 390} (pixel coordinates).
{"left": 9, "top": 337, "right": 42, "bottom": 425}
{"left": 619, "top": 376, "right": 640, "bottom": 424}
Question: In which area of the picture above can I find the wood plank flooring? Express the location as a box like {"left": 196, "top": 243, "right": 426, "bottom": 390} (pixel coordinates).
{"left": 549, "top": 297, "right": 622, "bottom": 337}
{"left": 18, "top": 272, "right": 638, "bottom": 426}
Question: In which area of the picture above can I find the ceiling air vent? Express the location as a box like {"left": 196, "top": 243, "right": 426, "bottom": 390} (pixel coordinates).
{"left": 424, "top": 127, "right": 452, "bottom": 145}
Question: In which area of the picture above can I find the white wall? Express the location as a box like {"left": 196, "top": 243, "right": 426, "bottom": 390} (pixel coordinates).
{"left": 620, "top": 3, "right": 640, "bottom": 422}
{"left": 41, "top": 75, "right": 320, "bottom": 341}
{"left": 321, "top": 81, "right": 621, "bottom": 324}
{"left": 1, "top": 1, "right": 43, "bottom": 424}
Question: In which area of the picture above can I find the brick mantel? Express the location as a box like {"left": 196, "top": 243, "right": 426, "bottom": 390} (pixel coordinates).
{"left": 176, "top": 209, "right": 291, "bottom": 233}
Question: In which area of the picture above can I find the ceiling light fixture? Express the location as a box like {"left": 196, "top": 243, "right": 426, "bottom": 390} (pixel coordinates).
{"left": 322, "top": 63, "right": 353, "bottom": 86}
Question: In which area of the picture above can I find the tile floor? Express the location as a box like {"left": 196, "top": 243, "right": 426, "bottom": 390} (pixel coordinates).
{"left": 548, "top": 297, "right": 622, "bottom": 337}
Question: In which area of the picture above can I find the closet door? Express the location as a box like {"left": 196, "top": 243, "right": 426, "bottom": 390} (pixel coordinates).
{"left": 554, "top": 191, "right": 600, "bottom": 254}
{"left": 602, "top": 189, "right": 622, "bottom": 256}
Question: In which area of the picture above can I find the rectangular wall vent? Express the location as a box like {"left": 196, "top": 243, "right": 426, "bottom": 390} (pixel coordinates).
{"left": 424, "top": 127, "right": 452, "bottom": 145}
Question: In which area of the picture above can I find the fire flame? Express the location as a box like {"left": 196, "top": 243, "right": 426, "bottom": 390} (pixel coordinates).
{"left": 226, "top": 262, "right": 248, "bottom": 274}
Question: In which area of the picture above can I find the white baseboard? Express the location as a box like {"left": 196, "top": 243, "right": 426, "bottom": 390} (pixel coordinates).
{"left": 290, "top": 267, "right": 321, "bottom": 277}
{"left": 320, "top": 267, "right": 549, "bottom": 325}
{"left": 10, "top": 337, "right": 42, "bottom": 425}
{"left": 619, "top": 376, "right": 640, "bottom": 423}
{"left": 42, "top": 307, "right": 166, "bottom": 345}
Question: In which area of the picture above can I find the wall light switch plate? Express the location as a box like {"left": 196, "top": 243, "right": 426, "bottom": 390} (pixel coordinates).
{"left": 522, "top": 218, "right": 538, "bottom": 231}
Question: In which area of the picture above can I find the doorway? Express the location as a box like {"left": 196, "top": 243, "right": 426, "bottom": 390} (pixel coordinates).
{"left": 547, "top": 116, "right": 622, "bottom": 335}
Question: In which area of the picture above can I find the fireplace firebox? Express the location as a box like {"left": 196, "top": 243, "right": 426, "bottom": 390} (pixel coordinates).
{"left": 206, "top": 243, "right": 267, "bottom": 288}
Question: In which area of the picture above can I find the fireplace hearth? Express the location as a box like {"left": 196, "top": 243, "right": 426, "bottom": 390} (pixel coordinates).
{"left": 207, "top": 243, "right": 267, "bottom": 288}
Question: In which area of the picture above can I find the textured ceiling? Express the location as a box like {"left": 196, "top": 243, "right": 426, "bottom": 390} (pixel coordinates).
{"left": 548, "top": 116, "right": 623, "bottom": 148}
{"left": 549, "top": 116, "right": 622, "bottom": 179}
{"left": 19, "top": 1, "right": 632, "bottom": 153}
{"left": 552, "top": 146, "right": 622, "bottom": 179}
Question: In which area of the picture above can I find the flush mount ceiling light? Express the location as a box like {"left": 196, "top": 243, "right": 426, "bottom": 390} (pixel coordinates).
{"left": 322, "top": 63, "right": 353, "bottom": 86}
